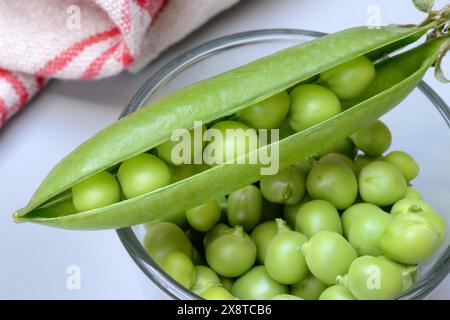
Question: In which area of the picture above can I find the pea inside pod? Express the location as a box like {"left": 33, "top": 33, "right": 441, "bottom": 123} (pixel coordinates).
{"left": 14, "top": 24, "right": 445, "bottom": 230}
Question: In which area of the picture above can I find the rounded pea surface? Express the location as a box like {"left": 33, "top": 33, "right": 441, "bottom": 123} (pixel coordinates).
{"left": 161, "top": 251, "right": 196, "bottom": 289}
{"left": 201, "top": 286, "right": 235, "bottom": 300}
{"left": 288, "top": 84, "right": 341, "bottom": 132}
{"left": 345, "top": 256, "right": 403, "bottom": 300}
{"left": 341, "top": 203, "right": 384, "bottom": 238}
{"left": 384, "top": 150, "right": 419, "bottom": 182}
{"left": 117, "top": 153, "right": 171, "bottom": 199}
{"left": 237, "top": 91, "right": 290, "bottom": 129}
{"left": 351, "top": 120, "right": 391, "bottom": 157}
{"left": 291, "top": 274, "right": 328, "bottom": 300}
{"left": 203, "top": 121, "right": 258, "bottom": 165}
{"left": 358, "top": 161, "right": 407, "bottom": 207}
{"left": 144, "top": 222, "right": 192, "bottom": 264}
{"left": 227, "top": 185, "right": 263, "bottom": 232}
{"left": 191, "top": 266, "right": 222, "bottom": 295}
{"left": 348, "top": 209, "right": 393, "bottom": 256}
{"left": 295, "top": 199, "right": 342, "bottom": 237}
{"left": 306, "top": 161, "right": 358, "bottom": 209}
{"left": 265, "top": 221, "right": 309, "bottom": 284}
{"left": 320, "top": 55, "right": 375, "bottom": 100}
{"left": 250, "top": 220, "right": 279, "bottom": 264}
{"left": 318, "top": 285, "right": 356, "bottom": 300}
{"left": 72, "top": 171, "right": 121, "bottom": 212}
{"left": 380, "top": 213, "right": 440, "bottom": 264}
{"left": 260, "top": 166, "right": 306, "bottom": 205}
{"left": 303, "top": 231, "right": 357, "bottom": 285}
{"left": 231, "top": 266, "right": 288, "bottom": 300}
{"left": 205, "top": 226, "right": 256, "bottom": 278}
{"left": 186, "top": 200, "right": 221, "bottom": 232}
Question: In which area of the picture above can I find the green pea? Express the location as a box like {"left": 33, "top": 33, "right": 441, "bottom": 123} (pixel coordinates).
{"left": 306, "top": 161, "right": 358, "bottom": 209}
{"left": 318, "top": 153, "right": 356, "bottom": 173}
{"left": 236, "top": 91, "right": 290, "bottom": 129}
{"left": 354, "top": 154, "right": 380, "bottom": 176}
{"left": 302, "top": 231, "right": 357, "bottom": 285}
{"left": 260, "top": 166, "right": 306, "bottom": 205}
{"left": 144, "top": 222, "right": 192, "bottom": 264}
{"left": 203, "top": 223, "right": 229, "bottom": 249}
{"left": 271, "top": 294, "right": 304, "bottom": 300}
{"left": 384, "top": 150, "right": 419, "bottom": 182}
{"left": 72, "top": 171, "right": 121, "bottom": 212}
{"left": 288, "top": 84, "right": 341, "bottom": 132}
{"left": 161, "top": 251, "right": 196, "bottom": 289}
{"left": 186, "top": 200, "right": 221, "bottom": 232}
{"left": 117, "top": 153, "right": 171, "bottom": 199}
{"left": 220, "top": 277, "right": 235, "bottom": 292}
{"left": 390, "top": 198, "right": 434, "bottom": 216}
{"left": 351, "top": 120, "right": 391, "bottom": 157}
{"left": 250, "top": 220, "right": 279, "bottom": 264}
{"left": 341, "top": 203, "right": 384, "bottom": 238}
{"left": 265, "top": 219, "right": 309, "bottom": 284}
{"left": 156, "top": 125, "right": 206, "bottom": 165}
{"left": 318, "top": 285, "right": 356, "bottom": 300}
{"left": 227, "top": 185, "right": 263, "bottom": 232}
{"left": 326, "top": 138, "right": 357, "bottom": 159}
{"left": 201, "top": 286, "right": 235, "bottom": 300}
{"left": 380, "top": 213, "right": 441, "bottom": 264}
{"left": 293, "top": 159, "right": 313, "bottom": 175}
{"left": 282, "top": 195, "right": 311, "bottom": 229}
{"left": 320, "top": 56, "right": 375, "bottom": 100}
{"left": 377, "top": 256, "right": 417, "bottom": 292}
{"left": 403, "top": 187, "right": 422, "bottom": 199}
{"left": 203, "top": 120, "right": 258, "bottom": 165}
{"left": 206, "top": 226, "right": 256, "bottom": 277}
{"left": 342, "top": 256, "right": 403, "bottom": 300}
{"left": 393, "top": 198, "right": 446, "bottom": 244}
{"left": 191, "top": 265, "right": 222, "bottom": 295}
{"left": 231, "top": 266, "right": 288, "bottom": 300}
{"left": 418, "top": 211, "right": 446, "bottom": 245}
{"left": 295, "top": 199, "right": 342, "bottom": 237}
{"left": 359, "top": 161, "right": 407, "bottom": 207}
{"left": 348, "top": 209, "right": 393, "bottom": 256}
{"left": 291, "top": 274, "right": 328, "bottom": 300}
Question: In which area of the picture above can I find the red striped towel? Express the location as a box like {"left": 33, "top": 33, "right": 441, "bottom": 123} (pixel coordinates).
{"left": 0, "top": 0, "right": 240, "bottom": 128}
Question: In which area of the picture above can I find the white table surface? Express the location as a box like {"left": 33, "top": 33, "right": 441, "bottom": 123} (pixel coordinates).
{"left": 1, "top": 0, "right": 449, "bottom": 299}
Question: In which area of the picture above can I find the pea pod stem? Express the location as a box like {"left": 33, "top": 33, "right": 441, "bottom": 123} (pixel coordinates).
{"left": 275, "top": 218, "right": 290, "bottom": 233}
{"left": 335, "top": 274, "right": 348, "bottom": 288}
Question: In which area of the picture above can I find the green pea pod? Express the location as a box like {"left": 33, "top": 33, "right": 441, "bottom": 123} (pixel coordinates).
{"left": 14, "top": 25, "right": 447, "bottom": 230}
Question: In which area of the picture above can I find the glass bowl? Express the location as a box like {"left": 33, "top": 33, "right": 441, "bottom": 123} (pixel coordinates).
{"left": 117, "top": 29, "right": 450, "bottom": 300}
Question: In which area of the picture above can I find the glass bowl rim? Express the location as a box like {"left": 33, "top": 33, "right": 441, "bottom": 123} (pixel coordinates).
{"left": 116, "top": 28, "right": 450, "bottom": 300}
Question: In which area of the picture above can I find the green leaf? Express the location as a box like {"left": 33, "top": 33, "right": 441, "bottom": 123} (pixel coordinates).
{"left": 412, "top": 0, "right": 435, "bottom": 13}
{"left": 434, "top": 40, "right": 450, "bottom": 83}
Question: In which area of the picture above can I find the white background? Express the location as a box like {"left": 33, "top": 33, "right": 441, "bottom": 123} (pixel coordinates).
{"left": 0, "top": 0, "right": 449, "bottom": 299}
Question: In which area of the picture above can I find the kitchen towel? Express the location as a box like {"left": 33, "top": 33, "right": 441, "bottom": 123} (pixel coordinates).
{"left": 0, "top": 0, "right": 240, "bottom": 128}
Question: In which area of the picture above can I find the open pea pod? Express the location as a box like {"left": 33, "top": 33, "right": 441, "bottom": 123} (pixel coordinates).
{"left": 14, "top": 25, "right": 447, "bottom": 230}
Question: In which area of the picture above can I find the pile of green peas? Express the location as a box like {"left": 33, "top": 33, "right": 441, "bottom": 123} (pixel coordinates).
{"left": 69, "top": 55, "right": 445, "bottom": 300}
{"left": 144, "top": 120, "right": 445, "bottom": 300}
